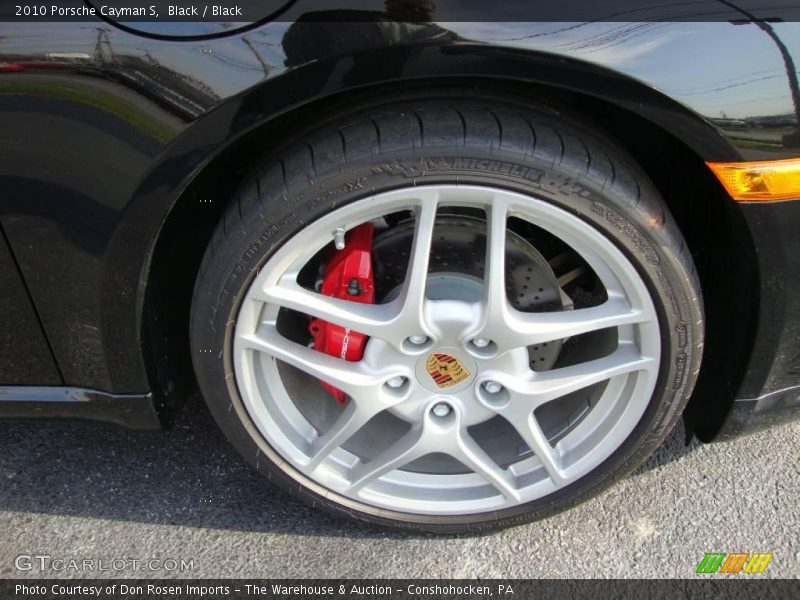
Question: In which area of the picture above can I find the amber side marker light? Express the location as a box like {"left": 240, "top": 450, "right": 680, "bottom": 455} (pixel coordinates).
{"left": 707, "top": 158, "right": 800, "bottom": 202}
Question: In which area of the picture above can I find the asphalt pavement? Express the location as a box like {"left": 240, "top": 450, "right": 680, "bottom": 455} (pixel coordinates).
{"left": 0, "top": 398, "right": 797, "bottom": 579}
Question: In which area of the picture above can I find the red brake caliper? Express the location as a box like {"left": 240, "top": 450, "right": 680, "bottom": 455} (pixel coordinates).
{"left": 309, "top": 223, "right": 375, "bottom": 404}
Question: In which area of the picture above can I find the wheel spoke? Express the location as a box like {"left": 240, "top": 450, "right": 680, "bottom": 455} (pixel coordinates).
{"left": 348, "top": 407, "right": 522, "bottom": 502}
{"left": 511, "top": 413, "right": 566, "bottom": 485}
{"left": 349, "top": 426, "right": 426, "bottom": 491}
{"left": 307, "top": 400, "right": 384, "bottom": 470}
{"left": 487, "top": 343, "right": 654, "bottom": 485}
{"left": 471, "top": 199, "right": 648, "bottom": 352}
{"left": 454, "top": 431, "right": 521, "bottom": 502}
{"left": 260, "top": 278, "right": 400, "bottom": 341}
{"left": 504, "top": 343, "right": 655, "bottom": 408}
{"left": 499, "top": 297, "right": 647, "bottom": 351}
{"left": 400, "top": 194, "right": 438, "bottom": 315}
{"left": 483, "top": 197, "right": 509, "bottom": 318}
{"left": 238, "top": 330, "right": 386, "bottom": 397}
{"left": 384, "top": 192, "right": 439, "bottom": 345}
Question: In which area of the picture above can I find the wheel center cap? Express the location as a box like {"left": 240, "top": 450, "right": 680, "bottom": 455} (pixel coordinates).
{"left": 416, "top": 348, "right": 477, "bottom": 394}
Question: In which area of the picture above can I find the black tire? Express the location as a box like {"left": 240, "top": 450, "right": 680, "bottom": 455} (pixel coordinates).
{"left": 190, "top": 94, "right": 703, "bottom": 533}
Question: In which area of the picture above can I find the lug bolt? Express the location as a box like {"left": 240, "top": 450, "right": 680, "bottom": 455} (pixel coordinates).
{"left": 483, "top": 381, "right": 503, "bottom": 394}
{"left": 408, "top": 335, "right": 428, "bottom": 345}
{"left": 386, "top": 376, "right": 406, "bottom": 389}
{"left": 432, "top": 402, "right": 452, "bottom": 418}
{"left": 473, "top": 337, "right": 491, "bottom": 348}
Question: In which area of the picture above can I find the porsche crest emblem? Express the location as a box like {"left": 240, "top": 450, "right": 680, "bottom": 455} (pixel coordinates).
{"left": 426, "top": 353, "right": 469, "bottom": 389}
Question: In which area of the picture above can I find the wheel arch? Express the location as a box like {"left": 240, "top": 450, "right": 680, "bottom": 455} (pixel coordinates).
{"left": 130, "top": 47, "right": 757, "bottom": 436}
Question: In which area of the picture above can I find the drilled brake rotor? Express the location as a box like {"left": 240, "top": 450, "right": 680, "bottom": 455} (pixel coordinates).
{"left": 372, "top": 215, "right": 564, "bottom": 370}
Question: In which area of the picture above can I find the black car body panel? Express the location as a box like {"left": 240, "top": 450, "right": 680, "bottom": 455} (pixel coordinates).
{"left": 713, "top": 201, "right": 800, "bottom": 440}
{"left": 0, "top": 229, "right": 61, "bottom": 385}
{"left": 1, "top": 1, "right": 799, "bottom": 438}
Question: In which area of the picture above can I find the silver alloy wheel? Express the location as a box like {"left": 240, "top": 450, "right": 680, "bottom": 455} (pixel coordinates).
{"left": 233, "top": 185, "right": 660, "bottom": 515}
